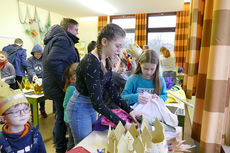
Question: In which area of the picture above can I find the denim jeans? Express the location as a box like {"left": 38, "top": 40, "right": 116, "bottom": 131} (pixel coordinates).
{"left": 66, "top": 90, "right": 97, "bottom": 145}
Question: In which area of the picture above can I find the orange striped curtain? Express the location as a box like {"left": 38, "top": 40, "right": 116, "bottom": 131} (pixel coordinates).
{"left": 135, "top": 13, "right": 147, "bottom": 48}
{"left": 174, "top": 3, "right": 190, "bottom": 68}
{"left": 98, "top": 16, "right": 108, "bottom": 33}
{"left": 183, "top": 0, "right": 204, "bottom": 99}
{"left": 190, "top": 0, "right": 230, "bottom": 152}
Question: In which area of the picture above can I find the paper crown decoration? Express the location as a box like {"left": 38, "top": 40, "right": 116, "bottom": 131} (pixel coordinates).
{"left": 127, "top": 43, "right": 143, "bottom": 58}
{"left": 107, "top": 118, "right": 168, "bottom": 153}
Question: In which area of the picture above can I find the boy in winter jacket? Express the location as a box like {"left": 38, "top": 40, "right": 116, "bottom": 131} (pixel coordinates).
{"left": 2, "top": 38, "right": 27, "bottom": 89}
{"left": 26, "top": 44, "right": 47, "bottom": 118}
{"left": 0, "top": 81, "right": 46, "bottom": 153}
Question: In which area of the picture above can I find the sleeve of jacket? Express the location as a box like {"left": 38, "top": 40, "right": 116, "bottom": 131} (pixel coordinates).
{"left": 26, "top": 58, "right": 36, "bottom": 79}
{"left": 46, "top": 39, "right": 75, "bottom": 90}
{"left": 3, "top": 64, "right": 15, "bottom": 81}
{"left": 159, "top": 76, "right": 168, "bottom": 102}
{"left": 121, "top": 75, "right": 139, "bottom": 105}
{"left": 21, "top": 49, "right": 27, "bottom": 71}
{"left": 38, "top": 131, "right": 47, "bottom": 153}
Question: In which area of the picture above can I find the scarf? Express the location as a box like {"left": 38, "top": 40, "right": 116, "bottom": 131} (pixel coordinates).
{"left": 0, "top": 59, "right": 8, "bottom": 69}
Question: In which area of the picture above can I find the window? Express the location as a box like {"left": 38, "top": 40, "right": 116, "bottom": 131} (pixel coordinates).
{"left": 147, "top": 13, "right": 176, "bottom": 54}
{"left": 111, "top": 15, "right": 135, "bottom": 48}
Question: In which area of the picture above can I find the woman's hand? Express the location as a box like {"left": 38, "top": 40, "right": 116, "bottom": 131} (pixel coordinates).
{"left": 138, "top": 93, "right": 149, "bottom": 104}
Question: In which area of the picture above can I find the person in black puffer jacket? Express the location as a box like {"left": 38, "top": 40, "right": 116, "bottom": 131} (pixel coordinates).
{"left": 42, "top": 18, "right": 80, "bottom": 153}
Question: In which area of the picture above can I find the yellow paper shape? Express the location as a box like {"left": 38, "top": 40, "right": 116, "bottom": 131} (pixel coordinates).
{"left": 107, "top": 130, "right": 118, "bottom": 153}
{"left": 141, "top": 127, "right": 152, "bottom": 146}
{"left": 25, "top": 80, "right": 31, "bottom": 90}
{"left": 124, "top": 131, "right": 134, "bottom": 151}
{"left": 141, "top": 119, "right": 151, "bottom": 132}
{"left": 114, "top": 121, "right": 125, "bottom": 141}
{"left": 117, "top": 135, "right": 129, "bottom": 153}
{"left": 151, "top": 118, "right": 164, "bottom": 143}
{"left": 129, "top": 123, "right": 138, "bottom": 139}
{"left": 133, "top": 136, "right": 145, "bottom": 153}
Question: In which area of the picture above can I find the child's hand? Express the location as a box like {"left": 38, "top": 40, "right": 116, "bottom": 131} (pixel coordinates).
{"left": 152, "top": 94, "right": 160, "bottom": 100}
{"left": 32, "top": 76, "right": 38, "bottom": 82}
{"left": 138, "top": 92, "right": 151, "bottom": 104}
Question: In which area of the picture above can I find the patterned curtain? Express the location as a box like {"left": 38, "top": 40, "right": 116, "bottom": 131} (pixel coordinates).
{"left": 135, "top": 13, "right": 147, "bottom": 48}
{"left": 191, "top": 0, "right": 230, "bottom": 152}
{"left": 174, "top": 3, "right": 190, "bottom": 68}
{"left": 98, "top": 16, "right": 108, "bottom": 33}
{"left": 183, "top": 0, "right": 205, "bottom": 99}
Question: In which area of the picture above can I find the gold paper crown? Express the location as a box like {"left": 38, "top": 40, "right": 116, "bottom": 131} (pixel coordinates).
{"left": 0, "top": 81, "right": 28, "bottom": 115}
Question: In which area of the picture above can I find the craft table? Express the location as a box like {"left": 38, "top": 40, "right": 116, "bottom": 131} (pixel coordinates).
{"left": 75, "top": 127, "right": 182, "bottom": 152}
{"left": 23, "top": 90, "right": 46, "bottom": 127}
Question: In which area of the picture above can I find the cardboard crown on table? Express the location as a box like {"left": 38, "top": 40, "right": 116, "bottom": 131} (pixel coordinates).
{"left": 126, "top": 43, "right": 143, "bottom": 58}
{"left": 107, "top": 118, "right": 168, "bottom": 153}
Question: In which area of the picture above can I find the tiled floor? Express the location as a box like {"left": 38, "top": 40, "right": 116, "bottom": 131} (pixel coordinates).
{"left": 40, "top": 98, "right": 197, "bottom": 153}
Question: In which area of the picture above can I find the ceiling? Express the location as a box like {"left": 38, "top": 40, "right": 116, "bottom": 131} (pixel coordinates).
{"left": 20, "top": 0, "right": 184, "bottom": 18}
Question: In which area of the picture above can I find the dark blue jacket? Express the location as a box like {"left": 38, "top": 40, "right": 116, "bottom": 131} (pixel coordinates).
{"left": 0, "top": 122, "right": 46, "bottom": 153}
{"left": 2, "top": 44, "right": 27, "bottom": 77}
{"left": 42, "top": 25, "right": 79, "bottom": 100}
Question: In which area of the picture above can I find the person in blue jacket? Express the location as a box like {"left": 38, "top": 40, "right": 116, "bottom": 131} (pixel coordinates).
{"left": 42, "top": 18, "right": 80, "bottom": 153}
{"left": 0, "top": 81, "right": 46, "bottom": 153}
{"left": 26, "top": 44, "right": 47, "bottom": 118}
{"left": 2, "top": 38, "right": 27, "bottom": 89}
{"left": 121, "top": 50, "right": 168, "bottom": 105}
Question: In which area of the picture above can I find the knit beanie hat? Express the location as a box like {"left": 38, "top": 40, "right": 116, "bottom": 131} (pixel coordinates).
{"left": 0, "top": 81, "right": 28, "bottom": 115}
{"left": 31, "top": 44, "right": 43, "bottom": 55}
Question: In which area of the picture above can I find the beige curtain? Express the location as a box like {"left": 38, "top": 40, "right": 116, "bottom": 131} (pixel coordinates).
{"left": 191, "top": 0, "right": 230, "bottom": 152}
{"left": 183, "top": 0, "right": 205, "bottom": 99}
{"left": 134, "top": 13, "right": 147, "bottom": 48}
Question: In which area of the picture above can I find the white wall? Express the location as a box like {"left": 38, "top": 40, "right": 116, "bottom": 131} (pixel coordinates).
{"left": 0, "top": 0, "right": 65, "bottom": 56}
{"left": 76, "top": 16, "right": 98, "bottom": 48}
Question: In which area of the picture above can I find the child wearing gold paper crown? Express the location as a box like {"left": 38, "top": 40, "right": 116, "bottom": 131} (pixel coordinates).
{"left": 0, "top": 81, "right": 46, "bottom": 153}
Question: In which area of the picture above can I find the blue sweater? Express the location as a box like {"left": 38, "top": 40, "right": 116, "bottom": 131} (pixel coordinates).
{"left": 121, "top": 74, "right": 168, "bottom": 105}
{"left": 0, "top": 122, "right": 46, "bottom": 153}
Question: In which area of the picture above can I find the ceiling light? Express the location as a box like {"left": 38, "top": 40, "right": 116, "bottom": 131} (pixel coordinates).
{"left": 78, "top": 0, "right": 117, "bottom": 15}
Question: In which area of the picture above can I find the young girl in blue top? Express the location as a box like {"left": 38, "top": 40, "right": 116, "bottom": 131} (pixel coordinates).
{"left": 63, "top": 63, "right": 78, "bottom": 151}
{"left": 121, "top": 50, "right": 168, "bottom": 105}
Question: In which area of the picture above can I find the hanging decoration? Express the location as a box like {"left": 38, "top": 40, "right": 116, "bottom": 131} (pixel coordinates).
{"left": 17, "top": 0, "right": 51, "bottom": 45}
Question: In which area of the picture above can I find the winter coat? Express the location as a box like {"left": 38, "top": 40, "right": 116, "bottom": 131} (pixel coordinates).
{"left": 2, "top": 44, "right": 27, "bottom": 77}
{"left": 42, "top": 24, "right": 79, "bottom": 100}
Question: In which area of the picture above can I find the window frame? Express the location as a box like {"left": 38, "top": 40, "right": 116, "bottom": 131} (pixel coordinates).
{"left": 110, "top": 15, "right": 135, "bottom": 33}
{"left": 147, "top": 12, "right": 177, "bottom": 43}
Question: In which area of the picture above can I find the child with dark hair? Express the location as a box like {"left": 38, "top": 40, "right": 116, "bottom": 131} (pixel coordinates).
{"left": 0, "top": 81, "right": 46, "bottom": 153}
{"left": 0, "top": 51, "right": 16, "bottom": 89}
{"left": 87, "top": 41, "right": 96, "bottom": 53}
{"left": 66, "top": 23, "right": 141, "bottom": 144}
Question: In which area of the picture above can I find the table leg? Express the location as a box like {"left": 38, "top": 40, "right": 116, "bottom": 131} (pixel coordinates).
{"left": 27, "top": 98, "right": 39, "bottom": 127}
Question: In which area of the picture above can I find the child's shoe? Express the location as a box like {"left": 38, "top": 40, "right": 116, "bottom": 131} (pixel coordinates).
{"left": 40, "top": 110, "right": 48, "bottom": 118}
